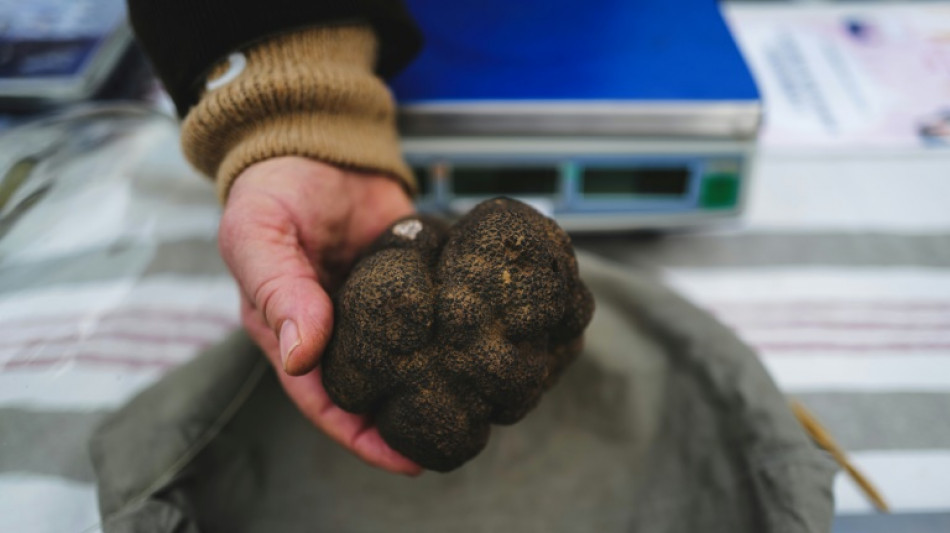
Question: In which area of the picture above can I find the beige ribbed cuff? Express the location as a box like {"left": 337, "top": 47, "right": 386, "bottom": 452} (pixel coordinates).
{"left": 181, "top": 25, "right": 414, "bottom": 203}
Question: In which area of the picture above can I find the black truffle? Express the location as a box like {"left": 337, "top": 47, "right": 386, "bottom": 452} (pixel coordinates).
{"left": 322, "top": 198, "right": 594, "bottom": 471}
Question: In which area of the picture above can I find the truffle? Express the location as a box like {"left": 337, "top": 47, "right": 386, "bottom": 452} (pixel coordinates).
{"left": 322, "top": 198, "right": 594, "bottom": 471}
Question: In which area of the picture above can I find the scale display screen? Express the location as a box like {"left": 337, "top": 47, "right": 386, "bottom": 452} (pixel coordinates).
{"left": 412, "top": 166, "right": 432, "bottom": 197}
{"left": 452, "top": 167, "right": 559, "bottom": 196}
{"left": 581, "top": 167, "right": 690, "bottom": 198}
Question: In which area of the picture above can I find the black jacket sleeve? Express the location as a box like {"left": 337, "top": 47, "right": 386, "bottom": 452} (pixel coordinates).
{"left": 126, "top": 0, "right": 423, "bottom": 117}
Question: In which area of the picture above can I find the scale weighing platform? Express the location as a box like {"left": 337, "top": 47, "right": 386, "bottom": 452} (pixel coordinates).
{"left": 391, "top": 0, "right": 760, "bottom": 231}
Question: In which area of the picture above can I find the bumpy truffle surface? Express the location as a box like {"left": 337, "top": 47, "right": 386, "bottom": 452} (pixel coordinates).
{"left": 322, "top": 198, "right": 594, "bottom": 471}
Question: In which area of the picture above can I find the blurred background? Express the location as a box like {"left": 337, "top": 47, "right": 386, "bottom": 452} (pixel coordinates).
{"left": 0, "top": 0, "right": 948, "bottom": 532}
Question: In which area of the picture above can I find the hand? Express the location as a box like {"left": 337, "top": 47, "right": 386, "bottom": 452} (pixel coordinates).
{"left": 219, "top": 156, "right": 421, "bottom": 475}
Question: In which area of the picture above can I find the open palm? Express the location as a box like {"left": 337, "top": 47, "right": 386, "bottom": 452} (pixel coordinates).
{"left": 219, "top": 156, "right": 420, "bottom": 475}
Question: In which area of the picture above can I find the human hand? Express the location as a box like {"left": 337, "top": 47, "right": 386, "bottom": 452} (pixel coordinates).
{"left": 219, "top": 156, "right": 421, "bottom": 475}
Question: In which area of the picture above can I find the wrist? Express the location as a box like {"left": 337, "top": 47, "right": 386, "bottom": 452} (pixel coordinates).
{"left": 181, "top": 25, "right": 416, "bottom": 204}
{"left": 228, "top": 157, "right": 412, "bottom": 215}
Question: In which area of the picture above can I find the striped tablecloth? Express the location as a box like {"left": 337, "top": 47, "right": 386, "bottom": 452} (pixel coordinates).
{"left": 0, "top": 117, "right": 240, "bottom": 533}
{"left": 2, "top": 112, "right": 949, "bottom": 531}
{"left": 580, "top": 148, "right": 950, "bottom": 532}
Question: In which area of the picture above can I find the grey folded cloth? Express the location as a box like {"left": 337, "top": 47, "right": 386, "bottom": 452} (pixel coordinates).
{"left": 90, "top": 253, "right": 836, "bottom": 532}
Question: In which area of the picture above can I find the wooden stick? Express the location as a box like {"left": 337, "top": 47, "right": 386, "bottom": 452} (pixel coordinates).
{"left": 790, "top": 400, "right": 890, "bottom": 513}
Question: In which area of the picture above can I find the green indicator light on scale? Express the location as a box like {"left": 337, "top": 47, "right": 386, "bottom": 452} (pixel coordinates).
{"left": 700, "top": 174, "right": 740, "bottom": 209}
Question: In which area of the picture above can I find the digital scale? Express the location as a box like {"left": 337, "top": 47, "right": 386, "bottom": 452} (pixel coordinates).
{"left": 391, "top": 0, "right": 760, "bottom": 231}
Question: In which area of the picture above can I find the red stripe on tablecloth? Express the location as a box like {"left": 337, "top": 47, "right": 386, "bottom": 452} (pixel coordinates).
{"left": 755, "top": 342, "right": 950, "bottom": 353}
{"left": 711, "top": 301, "right": 950, "bottom": 312}
{"left": 720, "top": 321, "right": 950, "bottom": 331}
{"left": 0, "top": 330, "right": 232, "bottom": 350}
{"left": 0, "top": 308, "right": 238, "bottom": 331}
{"left": 1, "top": 352, "right": 193, "bottom": 371}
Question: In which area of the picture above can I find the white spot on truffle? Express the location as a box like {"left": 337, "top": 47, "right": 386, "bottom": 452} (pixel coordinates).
{"left": 393, "top": 219, "right": 423, "bottom": 240}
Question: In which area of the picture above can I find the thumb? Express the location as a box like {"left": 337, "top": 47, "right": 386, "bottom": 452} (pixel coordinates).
{"left": 263, "top": 276, "right": 334, "bottom": 376}
{"left": 219, "top": 200, "right": 333, "bottom": 376}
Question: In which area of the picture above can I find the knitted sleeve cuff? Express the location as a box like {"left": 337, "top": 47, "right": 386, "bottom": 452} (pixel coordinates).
{"left": 180, "top": 24, "right": 415, "bottom": 203}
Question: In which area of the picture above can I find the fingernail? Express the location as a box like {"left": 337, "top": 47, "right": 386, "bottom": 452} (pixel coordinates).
{"left": 279, "top": 320, "right": 300, "bottom": 372}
